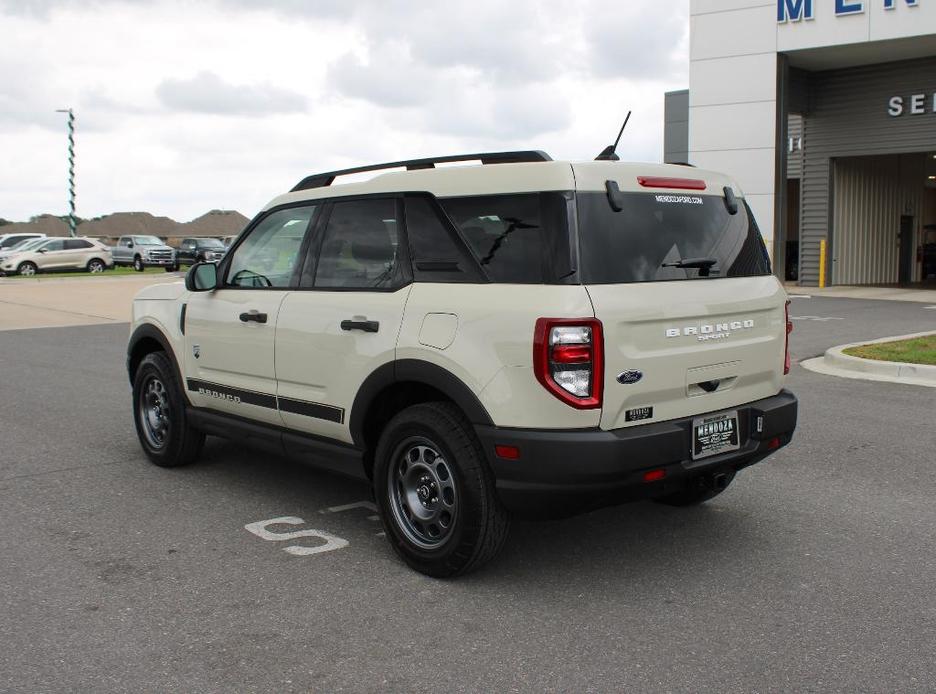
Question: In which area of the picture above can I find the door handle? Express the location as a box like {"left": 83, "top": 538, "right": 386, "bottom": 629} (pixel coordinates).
{"left": 239, "top": 310, "right": 268, "bottom": 324}
{"left": 340, "top": 319, "right": 379, "bottom": 333}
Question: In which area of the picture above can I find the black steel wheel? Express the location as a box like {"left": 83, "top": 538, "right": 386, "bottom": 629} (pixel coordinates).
{"left": 132, "top": 351, "right": 204, "bottom": 467}
{"left": 388, "top": 441, "right": 459, "bottom": 550}
{"left": 374, "top": 402, "right": 509, "bottom": 577}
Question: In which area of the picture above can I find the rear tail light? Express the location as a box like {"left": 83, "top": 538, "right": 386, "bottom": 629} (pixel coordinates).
{"left": 784, "top": 300, "right": 793, "bottom": 375}
{"left": 533, "top": 318, "right": 603, "bottom": 409}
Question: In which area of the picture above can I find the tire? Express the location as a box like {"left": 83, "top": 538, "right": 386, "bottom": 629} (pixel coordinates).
{"left": 133, "top": 256, "right": 144, "bottom": 272}
{"left": 17, "top": 261, "right": 38, "bottom": 277}
{"left": 132, "top": 351, "right": 204, "bottom": 467}
{"left": 654, "top": 471, "right": 736, "bottom": 507}
{"left": 87, "top": 258, "right": 105, "bottom": 273}
{"left": 374, "top": 402, "right": 510, "bottom": 578}
{"left": 164, "top": 264, "right": 178, "bottom": 273}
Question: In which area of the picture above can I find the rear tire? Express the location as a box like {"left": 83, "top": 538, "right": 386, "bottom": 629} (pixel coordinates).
{"left": 654, "top": 471, "right": 735, "bottom": 507}
{"left": 374, "top": 402, "right": 510, "bottom": 578}
{"left": 132, "top": 351, "right": 204, "bottom": 467}
{"left": 18, "top": 261, "right": 38, "bottom": 277}
{"left": 133, "top": 256, "right": 144, "bottom": 272}
{"left": 87, "top": 258, "right": 105, "bottom": 273}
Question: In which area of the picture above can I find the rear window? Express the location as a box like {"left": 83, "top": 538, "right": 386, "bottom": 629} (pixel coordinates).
{"left": 439, "top": 192, "right": 573, "bottom": 284}
{"left": 576, "top": 192, "right": 771, "bottom": 284}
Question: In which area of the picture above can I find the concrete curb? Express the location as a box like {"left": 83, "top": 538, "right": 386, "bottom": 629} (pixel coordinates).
{"left": 801, "top": 330, "right": 936, "bottom": 388}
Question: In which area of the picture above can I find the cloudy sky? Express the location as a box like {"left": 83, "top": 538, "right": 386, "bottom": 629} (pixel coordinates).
{"left": 0, "top": 0, "right": 689, "bottom": 222}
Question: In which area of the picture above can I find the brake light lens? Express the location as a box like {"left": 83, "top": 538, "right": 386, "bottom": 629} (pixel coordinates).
{"left": 784, "top": 299, "right": 793, "bottom": 375}
{"left": 637, "top": 176, "right": 707, "bottom": 191}
{"left": 533, "top": 318, "right": 603, "bottom": 409}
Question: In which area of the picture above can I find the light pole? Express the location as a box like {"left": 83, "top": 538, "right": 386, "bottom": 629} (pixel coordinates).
{"left": 55, "top": 108, "right": 77, "bottom": 237}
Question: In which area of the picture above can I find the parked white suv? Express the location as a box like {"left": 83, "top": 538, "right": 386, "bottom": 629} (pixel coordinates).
{"left": 1, "top": 237, "right": 113, "bottom": 276}
{"left": 127, "top": 151, "right": 797, "bottom": 576}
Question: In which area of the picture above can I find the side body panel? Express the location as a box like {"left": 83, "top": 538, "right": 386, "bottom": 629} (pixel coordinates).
{"left": 275, "top": 286, "right": 413, "bottom": 443}
{"left": 183, "top": 289, "right": 288, "bottom": 426}
{"left": 397, "top": 283, "right": 601, "bottom": 430}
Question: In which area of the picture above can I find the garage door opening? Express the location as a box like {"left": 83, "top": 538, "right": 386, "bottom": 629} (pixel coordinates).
{"left": 832, "top": 152, "right": 936, "bottom": 287}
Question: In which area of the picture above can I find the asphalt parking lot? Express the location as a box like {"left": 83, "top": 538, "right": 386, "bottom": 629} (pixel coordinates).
{"left": 1, "top": 295, "right": 935, "bottom": 692}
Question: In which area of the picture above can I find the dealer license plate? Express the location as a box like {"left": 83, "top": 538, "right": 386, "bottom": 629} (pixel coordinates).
{"left": 692, "top": 410, "right": 740, "bottom": 460}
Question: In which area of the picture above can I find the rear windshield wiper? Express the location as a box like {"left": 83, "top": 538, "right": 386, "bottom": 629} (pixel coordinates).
{"left": 661, "top": 257, "right": 718, "bottom": 277}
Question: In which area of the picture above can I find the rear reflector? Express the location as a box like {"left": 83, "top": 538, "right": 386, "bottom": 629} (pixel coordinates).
{"left": 637, "top": 176, "right": 706, "bottom": 191}
{"left": 643, "top": 468, "right": 667, "bottom": 483}
{"left": 495, "top": 445, "right": 521, "bottom": 460}
{"left": 768, "top": 437, "right": 781, "bottom": 450}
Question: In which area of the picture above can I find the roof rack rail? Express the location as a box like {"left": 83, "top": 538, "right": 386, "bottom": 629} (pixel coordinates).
{"left": 290, "top": 150, "right": 552, "bottom": 192}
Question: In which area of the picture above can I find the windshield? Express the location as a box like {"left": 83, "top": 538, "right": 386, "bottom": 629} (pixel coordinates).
{"left": 576, "top": 192, "right": 771, "bottom": 284}
{"left": 198, "top": 238, "right": 225, "bottom": 248}
{"left": 134, "top": 236, "right": 164, "bottom": 246}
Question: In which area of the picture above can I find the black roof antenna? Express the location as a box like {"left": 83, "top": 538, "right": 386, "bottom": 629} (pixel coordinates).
{"left": 595, "top": 112, "right": 631, "bottom": 161}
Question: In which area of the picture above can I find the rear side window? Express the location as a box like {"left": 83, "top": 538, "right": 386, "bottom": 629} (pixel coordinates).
{"left": 439, "top": 193, "right": 572, "bottom": 284}
{"left": 576, "top": 192, "right": 771, "bottom": 284}
{"left": 64, "top": 239, "right": 92, "bottom": 250}
{"left": 312, "top": 198, "right": 403, "bottom": 290}
{"left": 404, "top": 196, "right": 484, "bottom": 283}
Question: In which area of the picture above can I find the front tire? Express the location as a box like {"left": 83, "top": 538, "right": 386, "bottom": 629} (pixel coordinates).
{"left": 87, "top": 258, "right": 105, "bottom": 273}
{"left": 18, "top": 261, "right": 38, "bottom": 276}
{"left": 133, "top": 256, "right": 144, "bottom": 272}
{"left": 132, "top": 351, "right": 204, "bottom": 467}
{"left": 374, "top": 402, "right": 510, "bottom": 578}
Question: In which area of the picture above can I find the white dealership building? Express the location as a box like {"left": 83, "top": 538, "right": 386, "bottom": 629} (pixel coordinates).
{"left": 665, "top": 0, "right": 936, "bottom": 286}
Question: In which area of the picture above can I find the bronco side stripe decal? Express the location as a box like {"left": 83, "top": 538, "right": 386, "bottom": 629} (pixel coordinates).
{"left": 277, "top": 397, "right": 344, "bottom": 424}
{"left": 186, "top": 379, "right": 344, "bottom": 424}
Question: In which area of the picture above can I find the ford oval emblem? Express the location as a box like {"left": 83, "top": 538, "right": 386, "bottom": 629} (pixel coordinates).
{"left": 617, "top": 370, "right": 643, "bottom": 385}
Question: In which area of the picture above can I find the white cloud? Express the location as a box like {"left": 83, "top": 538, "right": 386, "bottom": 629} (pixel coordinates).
{"left": 156, "top": 71, "right": 307, "bottom": 115}
{"left": 0, "top": 0, "right": 689, "bottom": 222}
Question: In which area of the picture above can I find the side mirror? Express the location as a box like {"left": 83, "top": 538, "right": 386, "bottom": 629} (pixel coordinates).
{"left": 185, "top": 262, "right": 218, "bottom": 292}
{"left": 126, "top": 242, "right": 134, "bottom": 248}
{"left": 37, "top": 248, "right": 48, "bottom": 253}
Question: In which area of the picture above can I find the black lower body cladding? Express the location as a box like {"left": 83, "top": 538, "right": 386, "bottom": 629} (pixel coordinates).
{"left": 474, "top": 390, "right": 797, "bottom": 518}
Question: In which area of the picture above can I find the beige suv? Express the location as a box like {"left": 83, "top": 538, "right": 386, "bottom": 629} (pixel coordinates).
{"left": 127, "top": 151, "right": 798, "bottom": 577}
{"left": 1, "top": 237, "right": 113, "bottom": 276}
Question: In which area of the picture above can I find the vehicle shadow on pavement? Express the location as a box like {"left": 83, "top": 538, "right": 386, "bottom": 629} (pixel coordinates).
{"left": 191, "top": 437, "right": 769, "bottom": 584}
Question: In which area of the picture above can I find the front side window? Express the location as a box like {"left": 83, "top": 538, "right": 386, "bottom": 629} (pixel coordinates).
{"left": 439, "top": 193, "right": 572, "bottom": 284}
{"left": 576, "top": 192, "right": 771, "bottom": 284}
{"left": 313, "top": 198, "right": 401, "bottom": 289}
{"left": 40, "top": 239, "right": 66, "bottom": 252}
{"left": 198, "top": 238, "right": 224, "bottom": 249}
{"left": 225, "top": 206, "right": 316, "bottom": 288}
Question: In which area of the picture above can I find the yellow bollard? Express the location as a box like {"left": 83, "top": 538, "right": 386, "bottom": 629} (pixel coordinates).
{"left": 818, "top": 239, "right": 827, "bottom": 288}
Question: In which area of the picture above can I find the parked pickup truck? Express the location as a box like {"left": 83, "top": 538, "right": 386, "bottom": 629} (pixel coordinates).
{"left": 176, "top": 237, "right": 226, "bottom": 267}
{"left": 113, "top": 235, "right": 177, "bottom": 272}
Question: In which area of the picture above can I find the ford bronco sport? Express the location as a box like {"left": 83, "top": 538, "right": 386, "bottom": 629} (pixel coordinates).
{"left": 127, "top": 151, "right": 797, "bottom": 577}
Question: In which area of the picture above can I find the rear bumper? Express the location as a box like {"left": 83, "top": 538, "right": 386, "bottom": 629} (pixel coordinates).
{"left": 475, "top": 389, "right": 797, "bottom": 517}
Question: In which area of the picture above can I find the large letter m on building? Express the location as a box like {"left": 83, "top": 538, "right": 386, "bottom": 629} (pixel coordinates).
{"left": 778, "top": 0, "right": 814, "bottom": 22}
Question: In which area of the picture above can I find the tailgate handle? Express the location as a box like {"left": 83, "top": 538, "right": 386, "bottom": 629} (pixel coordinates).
{"left": 697, "top": 379, "right": 721, "bottom": 393}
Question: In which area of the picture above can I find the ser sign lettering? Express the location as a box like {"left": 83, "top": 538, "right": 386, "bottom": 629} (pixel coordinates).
{"left": 888, "top": 94, "right": 936, "bottom": 117}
